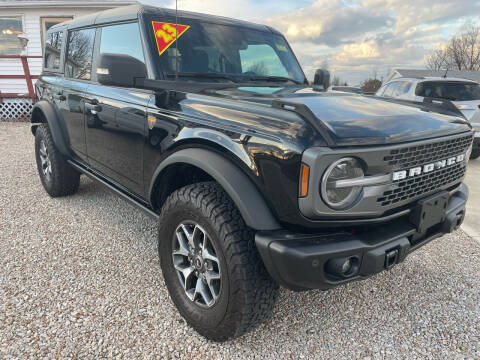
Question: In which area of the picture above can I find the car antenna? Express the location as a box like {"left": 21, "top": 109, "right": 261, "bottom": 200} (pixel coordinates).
{"left": 175, "top": 0, "right": 179, "bottom": 82}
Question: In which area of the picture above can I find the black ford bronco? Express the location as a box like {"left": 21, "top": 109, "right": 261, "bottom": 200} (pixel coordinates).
{"left": 32, "top": 4, "right": 473, "bottom": 341}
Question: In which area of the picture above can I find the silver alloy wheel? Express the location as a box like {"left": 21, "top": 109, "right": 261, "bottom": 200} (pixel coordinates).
{"left": 172, "top": 222, "right": 221, "bottom": 308}
{"left": 39, "top": 140, "right": 52, "bottom": 181}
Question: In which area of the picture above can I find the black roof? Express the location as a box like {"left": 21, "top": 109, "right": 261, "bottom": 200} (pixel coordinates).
{"left": 50, "top": 4, "right": 277, "bottom": 34}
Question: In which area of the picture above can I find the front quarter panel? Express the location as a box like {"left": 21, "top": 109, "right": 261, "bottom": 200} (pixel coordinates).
{"left": 144, "top": 92, "right": 317, "bottom": 226}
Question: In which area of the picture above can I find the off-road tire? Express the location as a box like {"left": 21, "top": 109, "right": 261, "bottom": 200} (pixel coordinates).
{"left": 34, "top": 123, "right": 80, "bottom": 197}
{"left": 158, "top": 182, "right": 279, "bottom": 341}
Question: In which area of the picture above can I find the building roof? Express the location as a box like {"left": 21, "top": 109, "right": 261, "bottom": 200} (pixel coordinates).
{"left": 0, "top": 0, "right": 137, "bottom": 8}
{"left": 391, "top": 69, "right": 480, "bottom": 83}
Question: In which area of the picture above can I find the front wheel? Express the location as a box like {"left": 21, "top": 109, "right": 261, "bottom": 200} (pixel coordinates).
{"left": 158, "top": 182, "right": 279, "bottom": 341}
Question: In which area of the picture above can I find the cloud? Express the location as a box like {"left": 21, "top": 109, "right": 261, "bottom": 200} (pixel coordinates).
{"left": 267, "top": 0, "right": 480, "bottom": 83}
{"left": 362, "top": 0, "right": 480, "bottom": 33}
{"left": 266, "top": 0, "right": 390, "bottom": 47}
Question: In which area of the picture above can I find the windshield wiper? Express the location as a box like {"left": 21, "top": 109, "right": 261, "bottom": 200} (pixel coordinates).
{"left": 166, "top": 72, "right": 239, "bottom": 83}
{"left": 249, "top": 76, "right": 303, "bottom": 85}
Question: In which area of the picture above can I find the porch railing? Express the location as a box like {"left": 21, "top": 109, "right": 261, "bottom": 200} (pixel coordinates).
{"left": 0, "top": 55, "right": 42, "bottom": 103}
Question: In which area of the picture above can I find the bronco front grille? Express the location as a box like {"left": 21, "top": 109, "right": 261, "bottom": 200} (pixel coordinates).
{"left": 377, "top": 162, "right": 466, "bottom": 207}
{"left": 377, "top": 134, "right": 472, "bottom": 207}
{"left": 383, "top": 134, "right": 473, "bottom": 168}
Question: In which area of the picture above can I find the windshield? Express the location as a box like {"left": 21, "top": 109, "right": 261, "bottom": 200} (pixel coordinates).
{"left": 415, "top": 81, "right": 480, "bottom": 101}
{"left": 147, "top": 17, "right": 306, "bottom": 84}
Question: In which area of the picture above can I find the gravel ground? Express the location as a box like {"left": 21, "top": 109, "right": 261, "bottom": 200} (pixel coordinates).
{"left": 1, "top": 122, "right": 479, "bottom": 359}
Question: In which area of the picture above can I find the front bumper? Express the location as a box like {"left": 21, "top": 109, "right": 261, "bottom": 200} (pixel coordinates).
{"left": 256, "top": 183, "right": 468, "bottom": 291}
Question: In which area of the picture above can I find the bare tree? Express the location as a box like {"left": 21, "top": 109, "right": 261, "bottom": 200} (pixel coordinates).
{"left": 426, "top": 22, "right": 480, "bottom": 71}
{"left": 361, "top": 78, "right": 382, "bottom": 94}
{"left": 426, "top": 48, "right": 448, "bottom": 70}
{"left": 462, "top": 23, "right": 480, "bottom": 70}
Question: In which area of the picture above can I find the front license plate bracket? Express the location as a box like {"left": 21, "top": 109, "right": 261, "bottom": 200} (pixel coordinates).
{"left": 410, "top": 191, "right": 449, "bottom": 234}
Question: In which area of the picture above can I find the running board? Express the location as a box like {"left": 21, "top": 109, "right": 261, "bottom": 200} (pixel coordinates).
{"left": 67, "top": 160, "right": 159, "bottom": 220}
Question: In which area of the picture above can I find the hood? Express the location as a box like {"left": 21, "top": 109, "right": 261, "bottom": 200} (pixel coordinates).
{"left": 211, "top": 87, "right": 472, "bottom": 146}
{"left": 452, "top": 100, "right": 480, "bottom": 121}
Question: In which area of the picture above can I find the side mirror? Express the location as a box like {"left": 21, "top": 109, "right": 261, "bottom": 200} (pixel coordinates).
{"left": 97, "top": 53, "right": 147, "bottom": 88}
{"left": 313, "top": 69, "right": 330, "bottom": 91}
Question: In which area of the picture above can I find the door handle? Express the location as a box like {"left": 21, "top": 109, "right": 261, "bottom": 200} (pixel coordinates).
{"left": 52, "top": 93, "right": 66, "bottom": 101}
{"left": 85, "top": 102, "right": 102, "bottom": 113}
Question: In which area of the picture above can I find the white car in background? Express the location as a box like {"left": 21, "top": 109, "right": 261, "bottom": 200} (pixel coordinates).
{"left": 376, "top": 77, "right": 480, "bottom": 120}
{"left": 468, "top": 109, "right": 480, "bottom": 159}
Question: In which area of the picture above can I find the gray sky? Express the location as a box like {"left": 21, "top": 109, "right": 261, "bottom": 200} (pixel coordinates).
{"left": 140, "top": 0, "right": 480, "bottom": 85}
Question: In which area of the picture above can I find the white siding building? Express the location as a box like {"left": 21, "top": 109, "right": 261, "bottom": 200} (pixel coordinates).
{"left": 0, "top": 0, "right": 137, "bottom": 119}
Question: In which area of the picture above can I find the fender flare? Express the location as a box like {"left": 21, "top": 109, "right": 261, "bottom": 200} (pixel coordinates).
{"left": 31, "top": 100, "right": 70, "bottom": 156}
{"left": 149, "top": 148, "right": 281, "bottom": 231}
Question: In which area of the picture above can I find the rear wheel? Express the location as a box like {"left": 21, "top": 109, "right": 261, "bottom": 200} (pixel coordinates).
{"left": 34, "top": 123, "right": 80, "bottom": 197}
{"left": 158, "top": 182, "right": 279, "bottom": 341}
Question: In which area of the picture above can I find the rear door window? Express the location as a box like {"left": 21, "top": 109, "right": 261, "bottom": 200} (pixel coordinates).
{"left": 415, "top": 81, "right": 480, "bottom": 101}
{"left": 44, "top": 31, "right": 63, "bottom": 70}
{"left": 65, "top": 28, "right": 95, "bottom": 80}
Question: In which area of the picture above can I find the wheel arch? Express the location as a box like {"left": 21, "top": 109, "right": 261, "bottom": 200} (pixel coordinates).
{"left": 30, "top": 100, "right": 70, "bottom": 157}
{"left": 149, "top": 148, "right": 281, "bottom": 231}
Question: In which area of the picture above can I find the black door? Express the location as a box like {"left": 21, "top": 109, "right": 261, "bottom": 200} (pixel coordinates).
{"left": 84, "top": 85, "right": 149, "bottom": 196}
{"left": 60, "top": 27, "right": 96, "bottom": 161}
{"left": 83, "top": 22, "right": 149, "bottom": 197}
{"left": 57, "top": 78, "right": 89, "bottom": 160}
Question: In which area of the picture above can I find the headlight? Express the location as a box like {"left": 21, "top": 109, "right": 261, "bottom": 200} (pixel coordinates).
{"left": 321, "top": 157, "right": 364, "bottom": 210}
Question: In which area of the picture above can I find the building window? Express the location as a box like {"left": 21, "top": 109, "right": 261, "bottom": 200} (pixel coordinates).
{"left": 0, "top": 16, "right": 23, "bottom": 55}
{"left": 41, "top": 17, "right": 72, "bottom": 48}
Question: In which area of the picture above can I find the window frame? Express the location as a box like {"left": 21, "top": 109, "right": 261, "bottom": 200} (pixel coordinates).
{"left": 64, "top": 26, "right": 97, "bottom": 81}
{"left": 40, "top": 16, "right": 73, "bottom": 51}
{"left": 142, "top": 14, "right": 307, "bottom": 83}
{"left": 0, "top": 14, "right": 25, "bottom": 56}
{"left": 376, "top": 84, "right": 387, "bottom": 96}
{"left": 43, "top": 28, "right": 66, "bottom": 73}
{"left": 91, "top": 21, "right": 149, "bottom": 86}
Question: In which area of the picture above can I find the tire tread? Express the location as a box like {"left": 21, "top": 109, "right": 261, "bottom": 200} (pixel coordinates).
{"left": 35, "top": 123, "right": 80, "bottom": 197}
{"left": 158, "top": 182, "right": 279, "bottom": 341}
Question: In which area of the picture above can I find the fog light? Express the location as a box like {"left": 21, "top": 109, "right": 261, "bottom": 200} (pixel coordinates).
{"left": 325, "top": 257, "right": 357, "bottom": 277}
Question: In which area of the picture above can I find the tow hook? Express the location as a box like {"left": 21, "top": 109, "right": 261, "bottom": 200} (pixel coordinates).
{"left": 385, "top": 249, "right": 399, "bottom": 269}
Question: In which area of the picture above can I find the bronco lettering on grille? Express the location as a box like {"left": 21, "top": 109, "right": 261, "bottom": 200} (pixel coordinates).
{"left": 392, "top": 153, "right": 466, "bottom": 181}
